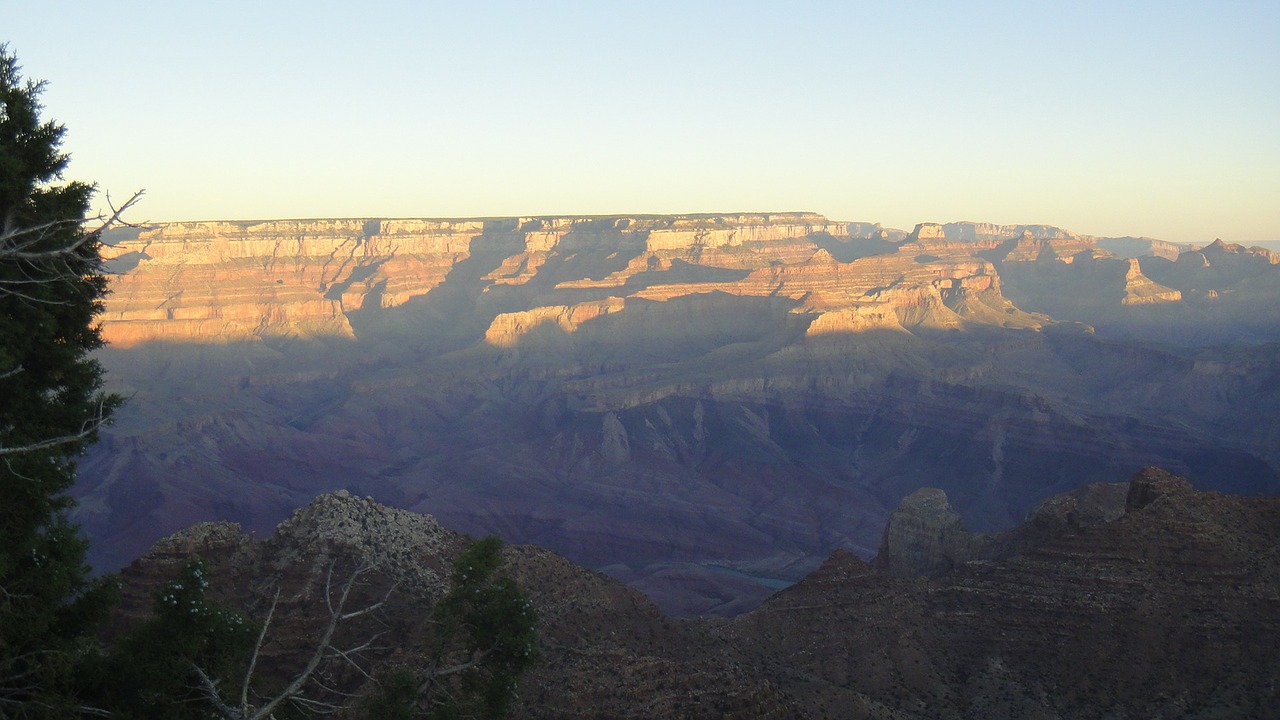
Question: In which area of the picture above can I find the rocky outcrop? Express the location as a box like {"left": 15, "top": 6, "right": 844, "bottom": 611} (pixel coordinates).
{"left": 1121, "top": 256, "right": 1183, "bottom": 304}
{"left": 115, "top": 493, "right": 794, "bottom": 720}
{"left": 726, "top": 470, "right": 1280, "bottom": 718}
{"left": 1009, "top": 481, "right": 1128, "bottom": 541}
{"left": 1125, "top": 465, "right": 1196, "bottom": 511}
{"left": 115, "top": 471, "right": 1280, "bottom": 719}
{"left": 872, "top": 479, "right": 1137, "bottom": 578}
{"left": 114, "top": 492, "right": 466, "bottom": 633}
{"left": 872, "top": 488, "right": 993, "bottom": 577}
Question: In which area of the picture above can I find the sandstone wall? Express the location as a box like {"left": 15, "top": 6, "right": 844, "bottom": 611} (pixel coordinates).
{"left": 100, "top": 212, "right": 1040, "bottom": 348}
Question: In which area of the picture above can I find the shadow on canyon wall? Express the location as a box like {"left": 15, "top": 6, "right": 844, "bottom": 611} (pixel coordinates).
{"left": 78, "top": 315, "right": 1280, "bottom": 616}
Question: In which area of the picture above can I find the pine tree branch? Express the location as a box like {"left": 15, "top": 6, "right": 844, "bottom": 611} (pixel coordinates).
{"left": 0, "top": 190, "right": 144, "bottom": 303}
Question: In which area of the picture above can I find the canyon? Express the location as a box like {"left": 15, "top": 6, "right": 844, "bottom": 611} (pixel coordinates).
{"left": 79, "top": 212, "right": 1280, "bottom": 614}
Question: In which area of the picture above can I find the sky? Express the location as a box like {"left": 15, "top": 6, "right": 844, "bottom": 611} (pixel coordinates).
{"left": 8, "top": 1, "right": 1280, "bottom": 243}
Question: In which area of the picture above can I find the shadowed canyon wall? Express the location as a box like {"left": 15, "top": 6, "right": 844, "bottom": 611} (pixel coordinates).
{"left": 80, "top": 213, "right": 1280, "bottom": 614}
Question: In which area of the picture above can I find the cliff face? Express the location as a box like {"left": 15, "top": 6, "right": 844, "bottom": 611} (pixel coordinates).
{"left": 123, "top": 213, "right": 1270, "bottom": 351}
{"left": 101, "top": 212, "right": 1036, "bottom": 348}
{"left": 80, "top": 213, "right": 1280, "bottom": 617}
{"left": 1000, "top": 236, "right": 1280, "bottom": 344}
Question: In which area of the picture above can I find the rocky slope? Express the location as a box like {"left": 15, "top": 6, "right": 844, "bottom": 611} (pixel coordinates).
{"left": 724, "top": 467, "right": 1280, "bottom": 718}
{"left": 113, "top": 491, "right": 795, "bottom": 719}
{"left": 79, "top": 213, "right": 1280, "bottom": 615}
{"left": 114, "top": 469, "right": 1280, "bottom": 719}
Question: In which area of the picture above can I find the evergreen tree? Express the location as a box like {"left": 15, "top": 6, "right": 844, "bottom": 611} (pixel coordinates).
{"left": 418, "top": 536, "right": 539, "bottom": 719}
{"left": 0, "top": 45, "right": 123, "bottom": 717}
{"left": 94, "top": 559, "right": 258, "bottom": 719}
{"left": 355, "top": 536, "right": 539, "bottom": 719}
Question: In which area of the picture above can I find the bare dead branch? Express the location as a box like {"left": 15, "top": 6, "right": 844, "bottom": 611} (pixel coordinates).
{"left": 422, "top": 648, "right": 491, "bottom": 689}
{"left": 286, "top": 693, "right": 341, "bottom": 713}
{"left": 192, "top": 665, "right": 241, "bottom": 720}
{"left": 0, "top": 190, "right": 145, "bottom": 307}
{"left": 326, "top": 631, "right": 387, "bottom": 683}
{"left": 100, "top": 190, "right": 147, "bottom": 231}
{"left": 192, "top": 559, "right": 397, "bottom": 720}
{"left": 239, "top": 589, "right": 280, "bottom": 714}
{"left": 0, "top": 394, "right": 110, "bottom": 456}
{"left": 0, "top": 190, "right": 144, "bottom": 255}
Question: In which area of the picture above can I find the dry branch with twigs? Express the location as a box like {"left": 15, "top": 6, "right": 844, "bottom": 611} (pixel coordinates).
{"left": 192, "top": 560, "right": 397, "bottom": 720}
{"left": 0, "top": 189, "right": 142, "bottom": 459}
{"left": 0, "top": 189, "right": 144, "bottom": 302}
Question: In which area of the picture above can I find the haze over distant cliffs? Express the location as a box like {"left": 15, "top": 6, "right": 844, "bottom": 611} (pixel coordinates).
{"left": 81, "top": 212, "right": 1280, "bottom": 614}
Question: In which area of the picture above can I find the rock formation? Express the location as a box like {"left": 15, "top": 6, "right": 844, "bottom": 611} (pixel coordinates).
{"left": 871, "top": 487, "right": 993, "bottom": 577}
{"left": 1124, "top": 465, "right": 1197, "bottom": 511}
{"left": 1097, "top": 235, "right": 1190, "bottom": 260}
{"left": 100, "top": 213, "right": 1043, "bottom": 350}
{"left": 871, "top": 479, "right": 1138, "bottom": 579}
{"left": 1000, "top": 234, "right": 1280, "bottom": 344}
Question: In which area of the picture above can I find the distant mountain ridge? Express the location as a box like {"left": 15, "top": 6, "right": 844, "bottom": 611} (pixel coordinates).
{"left": 97, "top": 213, "right": 1001, "bottom": 346}
{"left": 100, "top": 213, "right": 1276, "bottom": 347}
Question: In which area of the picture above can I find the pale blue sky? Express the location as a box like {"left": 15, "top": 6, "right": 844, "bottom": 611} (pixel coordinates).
{"left": 9, "top": 1, "right": 1279, "bottom": 243}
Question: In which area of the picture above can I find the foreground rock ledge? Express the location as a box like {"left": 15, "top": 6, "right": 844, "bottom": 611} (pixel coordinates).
{"left": 113, "top": 468, "right": 1280, "bottom": 719}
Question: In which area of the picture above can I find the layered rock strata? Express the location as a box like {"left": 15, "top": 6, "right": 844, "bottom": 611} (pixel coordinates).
{"left": 81, "top": 212, "right": 1280, "bottom": 616}
{"left": 100, "top": 213, "right": 1053, "bottom": 348}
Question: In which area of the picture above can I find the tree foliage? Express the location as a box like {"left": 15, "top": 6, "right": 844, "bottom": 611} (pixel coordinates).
{"left": 91, "top": 558, "right": 258, "bottom": 719}
{"left": 415, "top": 536, "right": 539, "bottom": 720}
{"left": 0, "top": 45, "right": 124, "bottom": 719}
